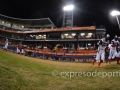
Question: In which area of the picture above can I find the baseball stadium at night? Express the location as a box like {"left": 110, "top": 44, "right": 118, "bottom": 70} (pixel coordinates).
{"left": 0, "top": 1, "right": 120, "bottom": 90}
{"left": 0, "top": 12, "right": 106, "bottom": 63}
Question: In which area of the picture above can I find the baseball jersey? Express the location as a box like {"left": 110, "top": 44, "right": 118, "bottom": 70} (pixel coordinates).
{"left": 109, "top": 39, "right": 119, "bottom": 50}
{"left": 97, "top": 38, "right": 109, "bottom": 51}
{"left": 5, "top": 39, "right": 8, "bottom": 45}
{"left": 118, "top": 41, "right": 120, "bottom": 49}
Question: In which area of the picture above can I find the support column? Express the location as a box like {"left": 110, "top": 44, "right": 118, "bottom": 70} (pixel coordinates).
{"left": 86, "top": 44, "right": 87, "bottom": 49}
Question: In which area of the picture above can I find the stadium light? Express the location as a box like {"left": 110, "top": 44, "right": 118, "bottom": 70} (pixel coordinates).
{"left": 88, "top": 43, "right": 91, "bottom": 46}
{"left": 63, "top": 5, "right": 74, "bottom": 11}
{"left": 88, "top": 33, "right": 92, "bottom": 36}
{"left": 81, "top": 33, "right": 85, "bottom": 36}
{"left": 64, "top": 34, "right": 68, "bottom": 36}
{"left": 72, "top": 33, "right": 76, "bottom": 36}
{"left": 21, "top": 26, "right": 24, "bottom": 28}
{"left": 2, "top": 21, "right": 4, "bottom": 24}
{"left": 111, "top": 10, "right": 120, "bottom": 16}
{"left": 111, "top": 10, "right": 120, "bottom": 30}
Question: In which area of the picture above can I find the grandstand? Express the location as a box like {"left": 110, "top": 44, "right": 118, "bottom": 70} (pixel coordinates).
{"left": 0, "top": 14, "right": 56, "bottom": 29}
{"left": 0, "top": 14, "right": 106, "bottom": 62}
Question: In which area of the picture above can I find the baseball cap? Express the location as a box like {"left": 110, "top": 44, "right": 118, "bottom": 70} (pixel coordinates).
{"left": 114, "top": 35, "right": 118, "bottom": 38}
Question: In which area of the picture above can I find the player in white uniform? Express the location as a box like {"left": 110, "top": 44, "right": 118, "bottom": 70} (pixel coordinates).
{"left": 16, "top": 45, "right": 20, "bottom": 54}
{"left": 21, "top": 45, "right": 25, "bottom": 55}
{"left": 106, "top": 35, "right": 119, "bottom": 64}
{"left": 115, "top": 37, "right": 120, "bottom": 64}
{"left": 4, "top": 37, "right": 8, "bottom": 52}
{"left": 92, "top": 34, "right": 110, "bottom": 67}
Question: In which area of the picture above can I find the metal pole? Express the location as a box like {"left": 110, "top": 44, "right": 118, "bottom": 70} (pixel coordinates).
{"left": 116, "top": 15, "right": 120, "bottom": 30}
{"left": 63, "top": 11, "right": 65, "bottom": 27}
{"left": 72, "top": 10, "right": 73, "bottom": 28}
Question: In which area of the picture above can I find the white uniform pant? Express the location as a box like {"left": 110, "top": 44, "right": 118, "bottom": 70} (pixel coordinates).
{"left": 4, "top": 43, "right": 8, "bottom": 49}
{"left": 17, "top": 47, "right": 20, "bottom": 53}
{"left": 21, "top": 49, "right": 24, "bottom": 54}
{"left": 108, "top": 49, "right": 117, "bottom": 59}
{"left": 96, "top": 50, "right": 105, "bottom": 62}
{"left": 116, "top": 51, "right": 120, "bottom": 58}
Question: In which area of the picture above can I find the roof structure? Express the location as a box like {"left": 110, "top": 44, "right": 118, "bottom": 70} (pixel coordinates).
{"left": 0, "top": 14, "right": 57, "bottom": 28}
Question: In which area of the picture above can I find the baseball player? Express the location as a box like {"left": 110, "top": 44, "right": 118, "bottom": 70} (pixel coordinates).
{"left": 21, "top": 45, "right": 25, "bottom": 55}
{"left": 115, "top": 37, "right": 120, "bottom": 64}
{"left": 92, "top": 34, "right": 110, "bottom": 67}
{"left": 106, "top": 35, "right": 119, "bottom": 64}
{"left": 3, "top": 37, "right": 8, "bottom": 52}
{"left": 16, "top": 44, "right": 20, "bottom": 54}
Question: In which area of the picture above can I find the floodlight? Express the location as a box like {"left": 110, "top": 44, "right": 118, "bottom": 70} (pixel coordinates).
{"left": 63, "top": 5, "right": 74, "bottom": 11}
{"left": 111, "top": 10, "right": 120, "bottom": 30}
{"left": 111, "top": 10, "right": 120, "bottom": 16}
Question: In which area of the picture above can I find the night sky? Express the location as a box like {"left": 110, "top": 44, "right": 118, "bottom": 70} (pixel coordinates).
{"left": 0, "top": 0, "right": 120, "bottom": 38}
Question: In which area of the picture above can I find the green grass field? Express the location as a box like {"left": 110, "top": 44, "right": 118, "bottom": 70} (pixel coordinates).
{"left": 0, "top": 49, "right": 120, "bottom": 90}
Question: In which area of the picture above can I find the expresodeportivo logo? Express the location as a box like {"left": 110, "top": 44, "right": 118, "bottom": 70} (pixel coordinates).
{"left": 52, "top": 70, "right": 120, "bottom": 79}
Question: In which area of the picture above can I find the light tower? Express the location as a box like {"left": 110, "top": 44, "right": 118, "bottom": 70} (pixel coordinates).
{"left": 62, "top": 5, "right": 74, "bottom": 29}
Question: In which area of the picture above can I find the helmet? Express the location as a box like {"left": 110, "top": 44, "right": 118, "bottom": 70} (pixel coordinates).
{"left": 106, "top": 34, "right": 110, "bottom": 38}
{"left": 114, "top": 35, "right": 118, "bottom": 40}
{"left": 114, "top": 35, "right": 118, "bottom": 38}
{"left": 105, "top": 34, "right": 110, "bottom": 41}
